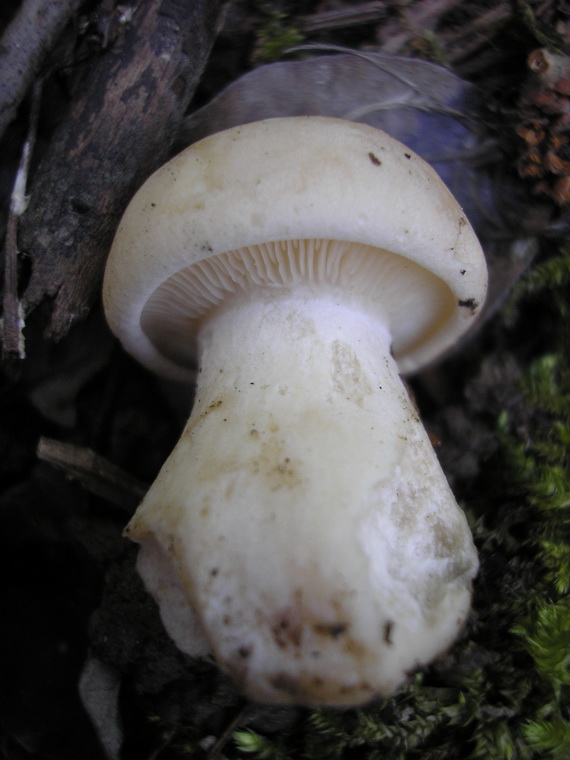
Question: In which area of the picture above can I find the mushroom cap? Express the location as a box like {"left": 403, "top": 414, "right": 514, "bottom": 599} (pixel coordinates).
{"left": 103, "top": 117, "right": 487, "bottom": 381}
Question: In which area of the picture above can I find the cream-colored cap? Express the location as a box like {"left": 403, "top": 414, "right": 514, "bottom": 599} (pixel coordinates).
{"left": 103, "top": 117, "right": 487, "bottom": 381}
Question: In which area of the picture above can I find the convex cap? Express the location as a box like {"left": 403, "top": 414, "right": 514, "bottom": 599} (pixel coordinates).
{"left": 103, "top": 117, "right": 487, "bottom": 380}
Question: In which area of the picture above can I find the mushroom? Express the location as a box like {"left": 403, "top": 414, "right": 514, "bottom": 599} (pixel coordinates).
{"left": 103, "top": 117, "right": 487, "bottom": 706}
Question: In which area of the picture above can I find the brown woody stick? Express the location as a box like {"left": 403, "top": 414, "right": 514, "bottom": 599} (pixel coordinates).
{"left": 19, "top": 0, "right": 225, "bottom": 340}
{"left": 37, "top": 436, "right": 147, "bottom": 512}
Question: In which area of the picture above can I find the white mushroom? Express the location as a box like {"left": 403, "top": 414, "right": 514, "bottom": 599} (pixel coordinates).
{"left": 103, "top": 117, "right": 487, "bottom": 706}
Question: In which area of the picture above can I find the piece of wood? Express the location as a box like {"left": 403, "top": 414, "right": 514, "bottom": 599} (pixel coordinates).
{"left": 37, "top": 436, "right": 147, "bottom": 511}
{"left": 298, "top": 2, "right": 385, "bottom": 33}
{"left": 19, "top": 0, "right": 225, "bottom": 340}
{"left": 2, "top": 79, "right": 42, "bottom": 359}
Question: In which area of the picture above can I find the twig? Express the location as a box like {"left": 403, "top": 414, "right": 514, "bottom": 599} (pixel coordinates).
{"left": 1, "top": 78, "right": 42, "bottom": 359}
{"left": 376, "top": 0, "right": 459, "bottom": 55}
{"left": 206, "top": 703, "right": 249, "bottom": 760}
{"left": 442, "top": 3, "right": 512, "bottom": 66}
{"left": 37, "top": 436, "right": 147, "bottom": 512}
{"left": 0, "top": 0, "right": 83, "bottom": 140}
{"left": 298, "top": 2, "right": 386, "bottom": 33}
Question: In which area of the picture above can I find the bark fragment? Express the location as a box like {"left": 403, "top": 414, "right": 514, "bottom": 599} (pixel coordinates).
{"left": 18, "top": 0, "right": 225, "bottom": 340}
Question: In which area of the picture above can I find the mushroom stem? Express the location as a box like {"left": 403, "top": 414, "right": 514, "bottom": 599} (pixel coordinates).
{"left": 127, "top": 288, "right": 478, "bottom": 705}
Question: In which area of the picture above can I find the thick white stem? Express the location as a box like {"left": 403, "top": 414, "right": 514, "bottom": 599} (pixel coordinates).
{"left": 127, "top": 290, "right": 478, "bottom": 705}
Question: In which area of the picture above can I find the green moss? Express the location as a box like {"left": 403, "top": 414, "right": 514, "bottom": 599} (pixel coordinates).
{"left": 252, "top": 1, "right": 304, "bottom": 62}
{"left": 498, "top": 246, "right": 570, "bottom": 759}
{"left": 506, "top": 246, "right": 570, "bottom": 338}
{"left": 234, "top": 729, "right": 289, "bottom": 759}
{"left": 523, "top": 717, "right": 570, "bottom": 760}
{"left": 513, "top": 597, "right": 570, "bottom": 695}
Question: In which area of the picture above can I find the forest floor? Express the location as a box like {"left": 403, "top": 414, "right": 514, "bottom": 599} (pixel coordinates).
{"left": 1, "top": 1, "right": 570, "bottom": 759}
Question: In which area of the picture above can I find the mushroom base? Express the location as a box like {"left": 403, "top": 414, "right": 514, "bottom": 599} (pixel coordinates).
{"left": 126, "top": 289, "right": 478, "bottom": 706}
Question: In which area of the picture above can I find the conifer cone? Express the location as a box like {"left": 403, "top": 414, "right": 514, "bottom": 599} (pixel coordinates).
{"left": 515, "top": 48, "right": 570, "bottom": 206}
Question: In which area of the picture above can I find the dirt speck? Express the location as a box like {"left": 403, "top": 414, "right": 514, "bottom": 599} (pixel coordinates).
{"left": 268, "top": 672, "right": 300, "bottom": 696}
{"left": 458, "top": 297, "right": 479, "bottom": 312}
{"left": 314, "top": 622, "right": 348, "bottom": 639}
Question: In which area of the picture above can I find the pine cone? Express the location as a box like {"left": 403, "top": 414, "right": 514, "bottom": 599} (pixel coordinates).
{"left": 516, "top": 49, "right": 570, "bottom": 206}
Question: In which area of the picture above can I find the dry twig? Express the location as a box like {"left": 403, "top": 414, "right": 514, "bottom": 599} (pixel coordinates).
{"left": 37, "top": 436, "right": 147, "bottom": 511}
{"left": 299, "top": 2, "right": 386, "bottom": 33}
{"left": 206, "top": 704, "right": 250, "bottom": 760}
{"left": 442, "top": 3, "right": 512, "bottom": 66}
